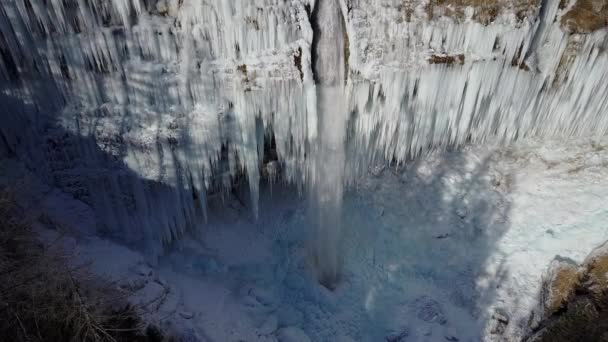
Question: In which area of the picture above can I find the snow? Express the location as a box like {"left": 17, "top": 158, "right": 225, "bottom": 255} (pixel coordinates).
{"left": 170, "top": 137, "right": 604, "bottom": 341}
{"left": 4, "top": 137, "right": 605, "bottom": 341}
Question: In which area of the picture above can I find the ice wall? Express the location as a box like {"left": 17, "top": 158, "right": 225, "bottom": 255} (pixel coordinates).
{"left": 1, "top": 0, "right": 607, "bottom": 252}
{"left": 345, "top": 0, "right": 608, "bottom": 168}
{"left": 0, "top": 0, "right": 316, "bottom": 252}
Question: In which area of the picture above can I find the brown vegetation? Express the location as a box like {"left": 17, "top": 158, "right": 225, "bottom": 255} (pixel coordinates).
{"left": 423, "top": 0, "right": 540, "bottom": 25}
{"left": 0, "top": 190, "right": 161, "bottom": 342}
{"left": 561, "top": 0, "right": 608, "bottom": 34}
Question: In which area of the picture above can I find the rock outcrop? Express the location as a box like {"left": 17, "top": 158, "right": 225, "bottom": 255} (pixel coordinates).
{"left": 525, "top": 241, "right": 608, "bottom": 341}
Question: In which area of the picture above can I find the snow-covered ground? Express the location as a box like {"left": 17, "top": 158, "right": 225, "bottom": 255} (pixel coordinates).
{"left": 3, "top": 137, "right": 606, "bottom": 341}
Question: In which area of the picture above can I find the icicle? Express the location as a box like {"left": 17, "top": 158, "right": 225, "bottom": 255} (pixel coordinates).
{"left": 0, "top": 0, "right": 607, "bottom": 255}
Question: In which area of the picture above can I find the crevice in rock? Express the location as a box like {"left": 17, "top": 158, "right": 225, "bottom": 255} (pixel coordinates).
{"left": 294, "top": 47, "right": 304, "bottom": 81}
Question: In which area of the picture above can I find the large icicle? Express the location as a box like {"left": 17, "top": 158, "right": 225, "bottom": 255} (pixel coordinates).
{"left": 308, "top": 0, "right": 349, "bottom": 288}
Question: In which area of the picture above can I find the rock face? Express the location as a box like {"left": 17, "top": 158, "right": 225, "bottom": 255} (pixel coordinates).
{"left": 1, "top": 0, "right": 607, "bottom": 250}
{"left": 539, "top": 257, "right": 580, "bottom": 317}
{"left": 525, "top": 241, "right": 608, "bottom": 341}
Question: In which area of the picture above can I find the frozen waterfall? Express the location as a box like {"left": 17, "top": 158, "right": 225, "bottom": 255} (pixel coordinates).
{"left": 308, "top": 0, "right": 348, "bottom": 287}
{"left": 1, "top": 0, "right": 607, "bottom": 256}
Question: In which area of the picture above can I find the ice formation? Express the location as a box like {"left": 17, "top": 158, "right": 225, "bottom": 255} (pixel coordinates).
{"left": 1, "top": 0, "right": 607, "bottom": 257}
{"left": 308, "top": 0, "right": 348, "bottom": 287}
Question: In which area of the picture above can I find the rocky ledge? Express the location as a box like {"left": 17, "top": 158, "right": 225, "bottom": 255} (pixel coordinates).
{"left": 526, "top": 240, "right": 608, "bottom": 341}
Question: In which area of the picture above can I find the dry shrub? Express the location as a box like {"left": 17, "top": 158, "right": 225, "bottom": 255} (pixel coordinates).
{"left": 0, "top": 189, "right": 161, "bottom": 342}
{"left": 424, "top": 0, "right": 540, "bottom": 24}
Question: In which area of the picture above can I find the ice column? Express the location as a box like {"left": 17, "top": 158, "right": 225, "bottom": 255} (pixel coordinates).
{"left": 309, "top": 0, "right": 348, "bottom": 288}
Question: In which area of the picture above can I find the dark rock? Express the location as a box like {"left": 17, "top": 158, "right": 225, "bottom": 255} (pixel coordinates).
{"left": 490, "top": 308, "right": 509, "bottom": 335}
{"left": 492, "top": 309, "right": 509, "bottom": 324}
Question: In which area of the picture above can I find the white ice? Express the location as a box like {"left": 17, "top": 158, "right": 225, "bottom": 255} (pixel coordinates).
{"left": 5, "top": 137, "right": 605, "bottom": 341}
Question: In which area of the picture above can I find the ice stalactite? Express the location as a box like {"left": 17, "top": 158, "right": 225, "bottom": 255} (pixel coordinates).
{"left": 308, "top": 0, "right": 349, "bottom": 288}
{"left": 344, "top": 0, "right": 608, "bottom": 169}
{"left": 0, "top": 0, "right": 607, "bottom": 256}
{"left": 0, "top": 0, "right": 316, "bottom": 251}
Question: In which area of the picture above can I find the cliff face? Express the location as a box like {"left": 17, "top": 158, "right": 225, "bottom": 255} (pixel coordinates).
{"left": 1, "top": 0, "right": 607, "bottom": 249}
